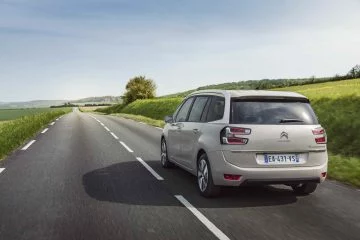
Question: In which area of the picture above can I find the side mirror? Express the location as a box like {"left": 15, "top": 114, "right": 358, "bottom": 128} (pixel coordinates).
{"left": 164, "top": 115, "right": 174, "bottom": 123}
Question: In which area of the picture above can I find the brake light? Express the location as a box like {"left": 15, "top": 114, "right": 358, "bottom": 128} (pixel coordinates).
{"left": 312, "top": 127, "right": 327, "bottom": 144}
{"left": 221, "top": 127, "right": 250, "bottom": 145}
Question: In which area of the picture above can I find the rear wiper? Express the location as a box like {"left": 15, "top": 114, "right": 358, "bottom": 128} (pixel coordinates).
{"left": 279, "top": 119, "right": 304, "bottom": 123}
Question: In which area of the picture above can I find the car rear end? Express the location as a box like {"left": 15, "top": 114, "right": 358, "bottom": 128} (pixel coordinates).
{"left": 210, "top": 92, "right": 328, "bottom": 190}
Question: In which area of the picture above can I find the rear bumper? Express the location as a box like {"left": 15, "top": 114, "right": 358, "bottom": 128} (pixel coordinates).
{"left": 208, "top": 150, "right": 328, "bottom": 186}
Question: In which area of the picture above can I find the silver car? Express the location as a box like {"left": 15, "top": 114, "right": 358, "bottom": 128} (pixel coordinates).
{"left": 161, "top": 90, "right": 328, "bottom": 197}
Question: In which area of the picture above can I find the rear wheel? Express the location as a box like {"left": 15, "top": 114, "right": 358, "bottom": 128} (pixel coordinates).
{"left": 292, "top": 183, "right": 318, "bottom": 195}
{"left": 161, "top": 138, "right": 173, "bottom": 168}
{"left": 197, "top": 153, "right": 220, "bottom": 197}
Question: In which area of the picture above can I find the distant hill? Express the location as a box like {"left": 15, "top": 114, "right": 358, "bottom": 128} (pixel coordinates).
{"left": 71, "top": 96, "right": 122, "bottom": 104}
{"left": 0, "top": 96, "right": 122, "bottom": 109}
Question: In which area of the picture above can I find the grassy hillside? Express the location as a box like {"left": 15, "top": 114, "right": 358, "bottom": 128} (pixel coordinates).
{"left": 120, "top": 98, "right": 183, "bottom": 120}
{"left": 274, "top": 78, "right": 360, "bottom": 99}
{"left": 0, "top": 108, "right": 71, "bottom": 160}
{"left": 162, "top": 76, "right": 352, "bottom": 98}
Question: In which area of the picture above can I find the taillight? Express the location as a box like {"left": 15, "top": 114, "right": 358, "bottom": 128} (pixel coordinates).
{"left": 312, "top": 127, "right": 327, "bottom": 144}
{"left": 312, "top": 128, "right": 325, "bottom": 135}
{"left": 221, "top": 127, "right": 250, "bottom": 145}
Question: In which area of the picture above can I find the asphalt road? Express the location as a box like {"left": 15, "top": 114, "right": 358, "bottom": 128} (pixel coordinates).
{"left": 0, "top": 110, "right": 359, "bottom": 240}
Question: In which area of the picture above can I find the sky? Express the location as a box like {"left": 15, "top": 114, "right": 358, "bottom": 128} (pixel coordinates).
{"left": 0, "top": 0, "right": 359, "bottom": 102}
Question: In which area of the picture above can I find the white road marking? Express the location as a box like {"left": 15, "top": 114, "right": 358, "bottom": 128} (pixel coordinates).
{"left": 110, "top": 132, "right": 119, "bottom": 140}
{"left": 100, "top": 123, "right": 105, "bottom": 126}
{"left": 104, "top": 126, "right": 110, "bottom": 132}
{"left": 21, "top": 140, "right": 36, "bottom": 150}
{"left": 139, "top": 122, "right": 146, "bottom": 125}
{"left": 41, "top": 128, "right": 49, "bottom": 134}
{"left": 56, "top": 118, "right": 59, "bottom": 121}
{"left": 136, "top": 157, "right": 164, "bottom": 181}
{"left": 50, "top": 122, "right": 55, "bottom": 126}
{"left": 0, "top": 168, "right": 5, "bottom": 174}
{"left": 174, "top": 195, "right": 230, "bottom": 240}
{"left": 119, "top": 141, "right": 134, "bottom": 153}
{"left": 155, "top": 127, "right": 163, "bottom": 130}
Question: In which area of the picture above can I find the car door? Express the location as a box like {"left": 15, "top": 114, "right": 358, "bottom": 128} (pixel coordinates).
{"left": 177, "top": 96, "right": 210, "bottom": 170}
{"left": 167, "top": 97, "right": 194, "bottom": 164}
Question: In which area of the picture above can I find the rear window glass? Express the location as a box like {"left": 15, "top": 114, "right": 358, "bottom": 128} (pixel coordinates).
{"left": 231, "top": 100, "right": 318, "bottom": 125}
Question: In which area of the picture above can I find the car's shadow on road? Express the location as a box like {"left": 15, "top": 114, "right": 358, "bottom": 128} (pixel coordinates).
{"left": 83, "top": 160, "right": 298, "bottom": 208}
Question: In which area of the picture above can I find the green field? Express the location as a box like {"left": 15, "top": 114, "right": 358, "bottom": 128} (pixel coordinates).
{"left": 0, "top": 108, "right": 56, "bottom": 121}
{"left": 0, "top": 108, "right": 71, "bottom": 160}
{"left": 98, "top": 78, "right": 360, "bottom": 187}
{"left": 274, "top": 78, "right": 360, "bottom": 99}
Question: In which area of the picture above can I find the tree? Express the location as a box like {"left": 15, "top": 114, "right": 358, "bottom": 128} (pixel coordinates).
{"left": 348, "top": 65, "right": 360, "bottom": 79}
{"left": 123, "top": 76, "right": 156, "bottom": 104}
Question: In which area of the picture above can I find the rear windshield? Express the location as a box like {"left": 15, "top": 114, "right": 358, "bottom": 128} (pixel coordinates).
{"left": 230, "top": 99, "right": 318, "bottom": 125}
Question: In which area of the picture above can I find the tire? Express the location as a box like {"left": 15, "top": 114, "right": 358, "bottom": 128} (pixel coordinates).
{"left": 160, "top": 138, "right": 173, "bottom": 168}
{"left": 292, "top": 183, "right": 318, "bottom": 195}
{"left": 197, "top": 153, "right": 220, "bottom": 197}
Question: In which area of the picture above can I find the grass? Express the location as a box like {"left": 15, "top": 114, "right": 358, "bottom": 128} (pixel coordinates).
{"left": 0, "top": 108, "right": 71, "bottom": 160}
{"left": 113, "top": 113, "right": 165, "bottom": 128}
{"left": 328, "top": 154, "right": 360, "bottom": 187}
{"left": 0, "top": 108, "right": 56, "bottom": 121}
{"left": 79, "top": 106, "right": 109, "bottom": 112}
{"left": 120, "top": 98, "right": 183, "bottom": 120}
{"left": 274, "top": 78, "right": 360, "bottom": 99}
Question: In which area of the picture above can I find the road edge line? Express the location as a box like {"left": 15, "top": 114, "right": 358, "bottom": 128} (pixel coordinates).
{"left": 21, "top": 140, "right": 36, "bottom": 150}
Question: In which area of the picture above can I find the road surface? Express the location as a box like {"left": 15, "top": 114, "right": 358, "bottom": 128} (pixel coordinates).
{"left": 0, "top": 110, "right": 359, "bottom": 240}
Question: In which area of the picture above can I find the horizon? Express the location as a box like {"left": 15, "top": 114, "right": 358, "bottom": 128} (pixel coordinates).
{"left": 1, "top": 0, "right": 359, "bottom": 102}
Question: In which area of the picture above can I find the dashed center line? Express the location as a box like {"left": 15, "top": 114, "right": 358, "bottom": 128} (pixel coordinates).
{"left": 41, "top": 128, "right": 49, "bottom": 134}
{"left": 119, "top": 141, "right": 134, "bottom": 152}
{"left": 100, "top": 123, "right": 105, "bottom": 126}
{"left": 0, "top": 168, "right": 5, "bottom": 174}
{"left": 50, "top": 122, "right": 55, "bottom": 126}
{"left": 104, "top": 126, "right": 110, "bottom": 131}
{"left": 110, "top": 132, "right": 119, "bottom": 140}
{"left": 136, "top": 157, "right": 164, "bottom": 180}
{"left": 21, "top": 140, "right": 36, "bottom": 150}
{"left": 56, "top": 118, "right": 59, "bottom": 121}
{"left": 175, "top": 195, "right": 230, "bottom": 240}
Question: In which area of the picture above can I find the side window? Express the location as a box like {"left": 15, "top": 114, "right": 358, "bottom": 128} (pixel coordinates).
{"left": 206, "top": 96, "right": 225, "bottom": 122}
{"left": 175, "top": 97, "right": 194, "bottom": 122}
{"left": 188, "top": 96, "right": 209, "bottom": 122}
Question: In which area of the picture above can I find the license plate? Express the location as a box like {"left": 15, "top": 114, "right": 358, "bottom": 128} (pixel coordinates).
{"left": 257, "top": 154, "right": 304, "bottom": 165}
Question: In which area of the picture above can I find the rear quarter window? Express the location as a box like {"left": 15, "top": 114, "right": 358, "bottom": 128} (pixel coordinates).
{"left": 230, "top": 99, "right": 318, "bottom": 125}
